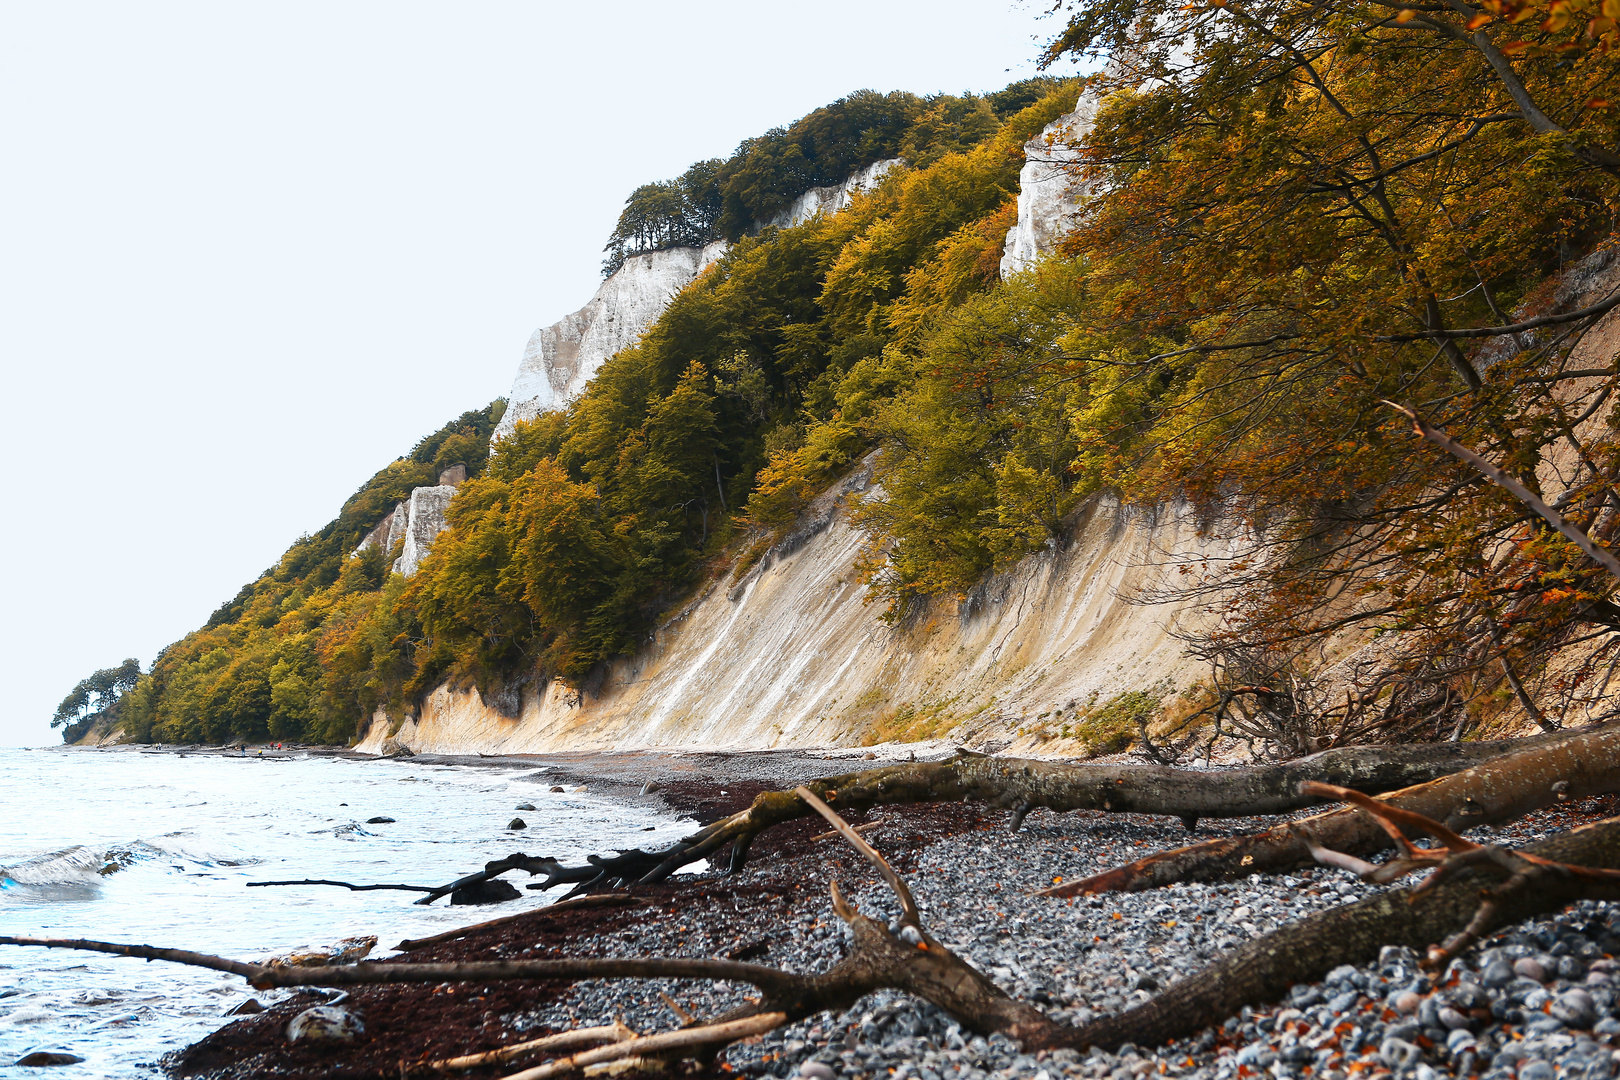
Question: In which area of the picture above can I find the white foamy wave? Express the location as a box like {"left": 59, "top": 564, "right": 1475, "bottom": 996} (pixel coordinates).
{"left": 0, "top": 845, "right": 113, "bottom": 886}
{"left": 0, "top": 1005, "right": 54, "bottom": 1025}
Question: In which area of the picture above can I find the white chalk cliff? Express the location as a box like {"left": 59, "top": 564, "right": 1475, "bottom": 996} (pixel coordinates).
{"left": 1001, "top": 95, "right": 1096, "bottom": 278}
{"left": 353, "top": 466, "right": 466, "bottom": 577}
{"left": 491, "top": 242, "right": 729, "bottom": 442}
{"left": 391, "top": 486, "right": 457, "bottom": 577}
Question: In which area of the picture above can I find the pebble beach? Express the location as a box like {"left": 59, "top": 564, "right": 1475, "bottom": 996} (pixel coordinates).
{"left": 158, "top": 754, "right": 1620, "bottom": 1080}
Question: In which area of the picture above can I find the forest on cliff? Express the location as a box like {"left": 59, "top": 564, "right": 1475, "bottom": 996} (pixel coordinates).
{"left": 68, "top": 0, "right": 1620, "bottom": 749}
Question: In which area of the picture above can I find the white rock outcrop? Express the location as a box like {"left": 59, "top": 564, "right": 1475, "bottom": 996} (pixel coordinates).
{"left": 492, "top": 159, "right": 906, "bottom": 444}
{"left": 765, "top": 158, "right": 903, "bottom": 229}
{"left": 1000, "top": 96, "right": 1097, "bottom": 278}
{"left": 391, "top": 486, "right": 457, "bottom": 577}
{"left": 353, "top": 502, "right": 405, "bottom": 559}
{"left": 492, "top": 241, "right": 729, "bottom": 442}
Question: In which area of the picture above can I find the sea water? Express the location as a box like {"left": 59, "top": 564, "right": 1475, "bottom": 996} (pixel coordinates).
{"left": 0, "top": 747, "right": 690, "bottom": 1077}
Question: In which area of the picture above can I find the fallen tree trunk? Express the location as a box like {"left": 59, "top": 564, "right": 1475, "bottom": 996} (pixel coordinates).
{"left": 1045, "top": 721, "right": 1620, "bottom": 896}
{"left": 628, "top": 723, "right": 1607, "bottom": 883}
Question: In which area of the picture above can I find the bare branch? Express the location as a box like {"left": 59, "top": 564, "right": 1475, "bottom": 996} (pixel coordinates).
{"left": 795, "top": 785, "right": 921, "bottom": 927}
{"left": 1374, "top": 290, "right": 1620, "bottom": 341}
{"left": 1386, "top": 401, "right": 1620, "bottom": 582}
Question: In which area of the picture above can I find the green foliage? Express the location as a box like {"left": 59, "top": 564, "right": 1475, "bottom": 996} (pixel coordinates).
{"left": 1073, "top": 691, "right": 1159, "bottom": 757}
{"left": 52, "top": 658, "right": 140, "bottom": 742}
{"left": 714, "top": 89, "right": 922, "bottom": 239}
{"left": 602, "top": 160, "right": 726, "bottom": 276}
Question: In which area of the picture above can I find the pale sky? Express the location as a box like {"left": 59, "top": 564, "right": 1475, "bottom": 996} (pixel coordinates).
{"left": 0, "top": 1, "right": 1069, "bottom": 746}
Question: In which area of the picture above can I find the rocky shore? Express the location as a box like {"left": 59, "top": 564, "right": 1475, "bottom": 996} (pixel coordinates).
{"left": 161, "top": 760, "right": 1620, "bottom": 1080}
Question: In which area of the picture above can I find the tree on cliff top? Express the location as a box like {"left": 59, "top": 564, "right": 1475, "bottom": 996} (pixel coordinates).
{"left": 52, "top": 658, "right": 140, "bottom": 742}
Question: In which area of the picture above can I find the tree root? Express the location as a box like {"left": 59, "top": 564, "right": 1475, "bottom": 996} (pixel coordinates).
{"left": 1044, "top": 722, "right": 1620, "bottom": 896}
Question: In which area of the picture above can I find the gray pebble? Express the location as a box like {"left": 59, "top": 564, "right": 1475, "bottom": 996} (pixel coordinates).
{"left": 800, "top": 1062, "right": 837, "bottom": 1080}
{"left": 1517, "top": 958, "right": 1550, "bottom": 982}
{"left": 1381, "top": 1038, "right": 1421, "bottom": 1068}
{"left": 1440, "top": 1006, "right": 1473, "bottom": 1030}
{"left": 1555, "top": 989, "right": 1599, "bottom": 1029}
{"left": 1486, "top": 960, "right": 1517, "bottom": 987}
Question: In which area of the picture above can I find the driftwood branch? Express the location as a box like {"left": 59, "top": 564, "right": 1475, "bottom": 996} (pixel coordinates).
{"left": 247, "top": 879, "right": 435, "bottom": 893}
{"left": 495, "top": 1014, "right": 785, "bottom": 1080}
{"left": 1297, "top": 780, "right": 1620, "bottom": 969}
{"left": 415, "top": 1022, "right": 635, "bottom": 1074}
{"left": 795, "top": 786, "right": 920, "bottom": 927}
{"left": 611, "top": 729, "right": 1586, "bottom": 888}
{"left": 396, "top": 894, "right": 639, "bottom": 951}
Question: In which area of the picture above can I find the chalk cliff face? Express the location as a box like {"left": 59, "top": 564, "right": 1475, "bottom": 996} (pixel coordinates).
{"left": 391, "top": 486, "right": 457, "bottom": 577}
{"left": 1000, "top": 96, "right": 1095, "bottom": 278}
{"left": 765, "top": 158, "right": 903, "bottom": 229}
{"left": 357, "top": 453, "right": 1234, "bottom": 755}
{"left": 492, "top": 242, "right": 729, "bottom": 441}
{"left": 385, "top": 159, "right": 914, "bottom": 580}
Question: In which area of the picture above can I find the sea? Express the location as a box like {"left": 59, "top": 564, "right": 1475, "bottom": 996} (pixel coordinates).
{"left": 0, "top": 746, "right": 692, "bottom": 1078}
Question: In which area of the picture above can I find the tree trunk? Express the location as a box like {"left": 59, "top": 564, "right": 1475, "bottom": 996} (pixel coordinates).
{"left": 1047, "top": 722, "right": 1620, "bottom": 896}
{"left": 643, "top": 724, "right": 1605, "bottom": 881}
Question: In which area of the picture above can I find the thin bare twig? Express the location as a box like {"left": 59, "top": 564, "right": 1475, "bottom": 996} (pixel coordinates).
{"left": 812, "top": 819, "right": 886, "bottom": 841}
{"left": 659, "top": 991, "right": 697, "bottom": 1024}
{"left": 795, "top": 786, "right": 920, "bottom": 927}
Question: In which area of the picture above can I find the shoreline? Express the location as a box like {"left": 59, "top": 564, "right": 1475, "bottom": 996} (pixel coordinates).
{"left": 134, "top": 745, "right": 1620, "bottom": 1079}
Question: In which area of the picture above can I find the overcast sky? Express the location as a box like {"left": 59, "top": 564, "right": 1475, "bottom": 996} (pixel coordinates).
{"left": 0, "top": 1, "right": 1071, "bottom": 746}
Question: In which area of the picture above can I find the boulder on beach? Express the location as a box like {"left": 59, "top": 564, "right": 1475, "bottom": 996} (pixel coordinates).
{"left": 286, "top": 1005, "right": 365, "bottom": 1044}
{"left": 379, "top": 737, "right": 413, "bottom": 758}
{"left": 264, "top": 935, "right": 378, "bottom": 969}
{"left": 14, "top": 1051, "right": 85, "bottom": 1067}
{"left": 450, "top": 879, "right": 521, "bottom": 905}
{"left": 507, "top": 817, "right": 527, "bottom": 830}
